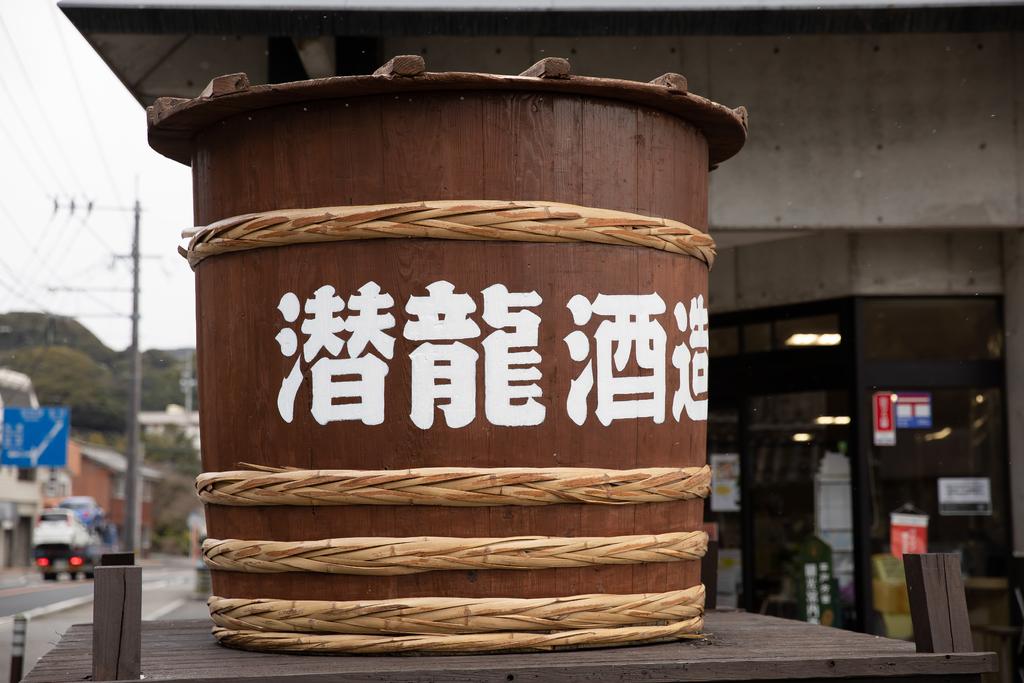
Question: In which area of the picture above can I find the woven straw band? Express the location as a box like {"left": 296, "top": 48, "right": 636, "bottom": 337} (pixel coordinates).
{"left": 181, "top": 200, "right": 715, "bottom": 268}
{"left": 196, "top": 464, "right": 711, "bottom": 507}
{"left": 203, "top": 530, "right": 707, "bottom": 575}
{"left": 211, "top": 616, "right": 703, "bottom": 654}
{"left": 208, "top": 585, "right": 704, "bottom": 635}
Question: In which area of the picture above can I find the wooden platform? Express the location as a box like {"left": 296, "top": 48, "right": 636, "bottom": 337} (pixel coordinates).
{"left": 24, "top": 611, "right": 997, "bottom": 683}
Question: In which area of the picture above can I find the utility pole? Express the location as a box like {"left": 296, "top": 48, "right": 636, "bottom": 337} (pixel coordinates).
{"left": 180, "top": 353, "right": 196, "bottom": 413}
{"left": 49, "top": 194, "right": 145, "bottom": 552}
{"left": 123, "top": 196, "right": 142, "bottom": 554}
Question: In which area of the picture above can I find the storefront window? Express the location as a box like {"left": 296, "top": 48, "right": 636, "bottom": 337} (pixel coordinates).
{"left": 774, "top": 314, "right": 842, "bottom": 350}
{"left": 738, "top": 314, "right": 842, "bottom": 353}
{"left": 743, "top": 322, "right": 772, "bottom": 353}
{"left": 709, "top": 295, "right": 1007, "bottom": 636}
{"left": 747, "top": 391, "right": 855, "bottom": 627}
{"left": 867, "top": 387, "right": 1008, "bottom": 636}
{"left": 707, "top": 407, "right": 742, "bottom": 607}
{"left": 863, "top": 298, "right": 1002, "bottom": 361}
{"left": 710, "top": 326, "right": 740, "bottom": 357}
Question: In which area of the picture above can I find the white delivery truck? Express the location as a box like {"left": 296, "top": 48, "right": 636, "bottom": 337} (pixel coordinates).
{"left": 31, "top": 508, "right": 100, "bottom": 580}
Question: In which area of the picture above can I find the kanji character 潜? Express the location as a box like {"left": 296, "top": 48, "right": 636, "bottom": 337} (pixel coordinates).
{"left": 274, "top": 282, "right": 396, "bottom": 426}
{"left": 274, "top": 291, "right": 303, "bottom": 423}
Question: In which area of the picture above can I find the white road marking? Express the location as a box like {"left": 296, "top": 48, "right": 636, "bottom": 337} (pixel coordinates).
{"left": 0, "top": 575, "right": 190, "bottom": 626}
{"left": 144, "top": 597, "right": 186, "bottom": 621}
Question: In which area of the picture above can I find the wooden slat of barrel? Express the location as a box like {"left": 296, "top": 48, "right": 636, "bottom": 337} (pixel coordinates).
{"left": 191, "top": 91, "right": 708, "bottom": 602}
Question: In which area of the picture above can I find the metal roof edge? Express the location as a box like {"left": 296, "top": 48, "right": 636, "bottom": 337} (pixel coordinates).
{"left": 61, "top": 3, "right": 1024, "bottom": 36}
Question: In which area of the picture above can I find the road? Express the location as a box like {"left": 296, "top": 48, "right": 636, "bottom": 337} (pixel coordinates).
{"left": 0, "top": 556, "right": 209, "bottom": 683}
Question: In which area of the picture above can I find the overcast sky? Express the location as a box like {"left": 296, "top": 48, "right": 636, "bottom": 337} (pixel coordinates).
{"left": 0, "top": 1, "right": 194, "bottom": 353}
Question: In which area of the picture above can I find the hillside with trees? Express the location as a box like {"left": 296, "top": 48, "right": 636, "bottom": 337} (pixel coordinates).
{"left": 0, "top": 311, "right": 196, "bottom": 435}
{"left": 0, "top": 311, "right": 201, "bottom": 554}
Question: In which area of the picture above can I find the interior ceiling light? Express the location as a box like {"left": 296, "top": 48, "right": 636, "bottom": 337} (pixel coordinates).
{"left": 792, "top": 432, "right": 812, "bottom": 442}
{"left": 923, "top": 426, "right": 952, "bottom": 442}
{"left": 784, "top": 333, "right": 842, "bottom": 347}
{"left": 815, "top": 415, "right": 851, "bottom": 425}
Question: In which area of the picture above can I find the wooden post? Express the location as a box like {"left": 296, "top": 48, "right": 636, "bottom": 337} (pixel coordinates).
{"left": 92, "top": 553, "right": 141, "bottom": 681}
{"left": 904, "top": 553, "right": 973, "bottom": 653}
{"left": 9, "top": 614, "right": 25, "bottom": 683}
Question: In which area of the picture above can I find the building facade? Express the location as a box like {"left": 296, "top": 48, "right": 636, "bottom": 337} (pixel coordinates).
{"left": 0, "top": 368, "right": 41, "bottom": 568}
{"left": 61, "top": 0, "right": 1022, "bottom": 662}
{"left": 139, "top": 403, "right": 201, "bottom": 451}
{"left": 64, "top": 441, "right": 160, "bottom": 551}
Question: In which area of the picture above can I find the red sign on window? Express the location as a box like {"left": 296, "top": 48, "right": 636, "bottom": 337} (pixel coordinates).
{"left": 890, "top": 513, "right": 928, "bottom": 559}
{"left": 873, "top": 392, "right": 896, "bottom": 447}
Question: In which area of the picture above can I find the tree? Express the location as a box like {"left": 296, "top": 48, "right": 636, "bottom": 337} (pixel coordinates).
{"left": 143, "top": 425, "right": 200, "bottom": 477}
{"left": 0, "top": 312, "right": 117, "bottom": 365}
{"left": 2, "top": 346, "right": 124, "bottom": 432}
{"left": 0, "top": 313, "right": 198, "bottom": 434}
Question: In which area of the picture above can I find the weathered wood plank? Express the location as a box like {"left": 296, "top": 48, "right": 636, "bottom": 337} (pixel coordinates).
{"left": 24, "top": 612, "right": 997, "bottom": 683}
{"left": 91, "top": 565, "right": 141, "bottom": 681}
{"left": 904, "top": 553, "right": 973, "bottom": 654}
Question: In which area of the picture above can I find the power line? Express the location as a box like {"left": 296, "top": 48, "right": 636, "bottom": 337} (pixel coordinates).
{"left": 0, "top": 255, "right": 51, "bottom": 313}
{"left": 47, "top": 2, "right": 123, "bottom": 205}
{"left": 0, "top": 197, "right": 122, "bottom": 316}
{"left": 0, "top": 198, "right": 54, "bottom": 309}
{"left": 0, "top": 59, "right": 72, "bottom": 198}
{"left": 0, "top": 115, "right": 52, "bottom": 199}
{"left": 0, "top": 11, "right": 91, "bottom": 197}
{"left": 0, "top": 137, "right": 80, "bottom": 301}
{"left": 0, "top": 195, "right": 43, "bottom": 253}
{"left": 63, "top": 256, "right": 116, "bottom": 282}
{"left": 48, "top": 286, "right": 130, "bottom": 294}
{"left": 41, "top": 201, "right": 123, "bottom": 285}
{"left": 81, "top": 216, "right": 121, "bottom": 256}
{"left": 0, "top": 196, "right": 72, "bottom": 305}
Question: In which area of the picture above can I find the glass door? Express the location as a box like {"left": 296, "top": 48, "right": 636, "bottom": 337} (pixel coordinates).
{"left": 865, "top": 387, "right": 1009, "bottom": 638}
{"left": 706, "top": 405, "right": 742, "bottom": 607}
{"left": 746, "top": 390, "right": 856, "bottom": 627}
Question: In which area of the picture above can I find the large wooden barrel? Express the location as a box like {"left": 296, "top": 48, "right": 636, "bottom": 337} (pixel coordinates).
{"left": 149, "top": 58, "right": 746, "bottom": 654}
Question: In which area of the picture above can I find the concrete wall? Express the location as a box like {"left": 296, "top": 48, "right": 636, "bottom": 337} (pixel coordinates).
{"left": 710, "top": 230, "right": 1004, "bottom": 311}
{"left": 383, "top": 32, "right": 1022, "bottom": 232}
{"left": 381, "top": 32, "right": 1019, "bottom": 312}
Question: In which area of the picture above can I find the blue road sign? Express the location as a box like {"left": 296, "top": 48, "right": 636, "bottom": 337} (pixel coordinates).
{"left": 1, "top": 407, "right": 70, "bottom": 468}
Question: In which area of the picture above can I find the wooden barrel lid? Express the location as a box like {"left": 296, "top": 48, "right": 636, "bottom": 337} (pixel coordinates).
{"left": 147, "top": 56, "right": 747, "bottom": 167}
